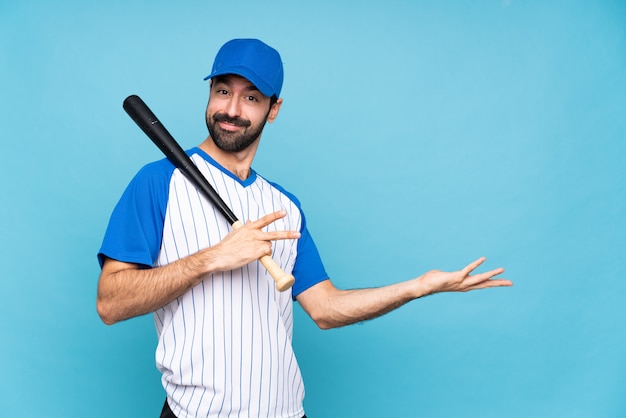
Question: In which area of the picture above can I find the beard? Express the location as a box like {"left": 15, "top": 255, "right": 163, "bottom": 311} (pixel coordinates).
{"left": 206, "top": 111, "right": 268, "bottom": 153}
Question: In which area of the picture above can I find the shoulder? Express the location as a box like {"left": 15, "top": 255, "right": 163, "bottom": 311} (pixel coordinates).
{"left": 134, "top": 157, "right": 176, "bottom": 182}
{"left": 115, "top": 156, "right": 178, "bottom": 218}
{"left": 261, "top": 176, "right": 303, "bottom": 209}
{"left": 126, "top": 154, "right": 187, "bottom": 196}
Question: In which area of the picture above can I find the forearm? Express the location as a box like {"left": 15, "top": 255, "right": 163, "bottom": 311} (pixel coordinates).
{"left": 301, "top": 279, "right": 426, "bottom": 330}
{"left": 97, "top": 250, "right": 216, "bottom": 325}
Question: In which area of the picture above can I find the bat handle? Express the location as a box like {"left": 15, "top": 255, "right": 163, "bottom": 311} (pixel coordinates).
{"left": 231, "top": 221, "right": 295, "bottom": 292}
{"left": 259, "top": 255, "right": 296, "bottom": 292}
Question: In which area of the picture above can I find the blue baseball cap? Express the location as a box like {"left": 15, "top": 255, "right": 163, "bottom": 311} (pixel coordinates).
{"left": 203, "top": 39, "right": 284, "bottom": 98}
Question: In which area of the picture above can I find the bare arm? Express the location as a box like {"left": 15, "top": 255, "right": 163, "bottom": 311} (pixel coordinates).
{"left": 296, "top": 257, "right": 512, "bottom": 330}
{"left": 96, "top": 210, "right": 300, "bottom": 325}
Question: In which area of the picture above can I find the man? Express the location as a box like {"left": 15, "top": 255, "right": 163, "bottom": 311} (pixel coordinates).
{"left": 97, "top": 38, "right": 512, "bottom": 418}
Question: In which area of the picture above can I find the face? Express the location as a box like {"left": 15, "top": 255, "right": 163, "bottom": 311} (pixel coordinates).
{"left": 205, "top": 74, "right": 279, "bottom": 153}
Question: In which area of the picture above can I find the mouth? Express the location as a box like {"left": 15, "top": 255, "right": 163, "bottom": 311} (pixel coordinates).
{"left": 213, "top": 113, "right": 251, "bottom": 131}
{"left": 218, "top": 121, "right": 243, "bottom": 132}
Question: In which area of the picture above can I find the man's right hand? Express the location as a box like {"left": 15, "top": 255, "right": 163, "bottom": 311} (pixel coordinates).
{"left": 204, "top": 210, "right": 301, "bottom": 272}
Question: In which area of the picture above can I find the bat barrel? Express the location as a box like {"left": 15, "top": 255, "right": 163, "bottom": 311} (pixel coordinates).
{"left": 123, "top": 95, "right": 239, "bottom": 225}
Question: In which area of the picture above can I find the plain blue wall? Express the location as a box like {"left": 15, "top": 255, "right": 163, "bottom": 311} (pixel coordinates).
{"left": 2, "top": 0, "right": 625, "bottom": 416}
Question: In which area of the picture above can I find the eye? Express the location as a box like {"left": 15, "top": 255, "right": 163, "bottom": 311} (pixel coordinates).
{"left": 245, "top": 95, "right": 259, "bottom": 102}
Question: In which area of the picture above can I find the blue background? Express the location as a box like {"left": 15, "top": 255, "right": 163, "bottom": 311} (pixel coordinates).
{"left": 2, "top": 0, "right": 625, "bottom": 416}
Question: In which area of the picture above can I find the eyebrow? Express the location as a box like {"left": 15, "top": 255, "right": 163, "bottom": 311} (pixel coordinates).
{"left": 213, "top": 75, "right": 260, "bottom": 93}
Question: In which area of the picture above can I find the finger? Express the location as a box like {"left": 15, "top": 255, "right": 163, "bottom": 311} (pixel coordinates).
{"left": 461, "top": 257, "right": 487, "bottom": 275}
{"left": 244, "top": 210, "right": 287, "bottom": 229}
{"left": 473, "top": 267, "right": 505, "bottom": 281}
{"left": 465, "top": 268, "right": 506, "bottom": 286}
{"left": 463, "top": 278, "right": 513, "bottom": 291}
{"left": 262, "top": 241, "right": 273, "bottom": 256}
{"left": 482, "top": 267, "right": 505, "bottom": 278}
{"left": 263, "top": 229, "right": 301, "bottom": 241}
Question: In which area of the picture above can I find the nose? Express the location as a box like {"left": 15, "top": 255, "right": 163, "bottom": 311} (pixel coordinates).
{"left": 224, "top": 96, "right": 242, "bottom": 118}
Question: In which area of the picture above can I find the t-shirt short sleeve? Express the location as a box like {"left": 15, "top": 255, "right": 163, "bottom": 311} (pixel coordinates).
{"left": 266, "top": 182, "right": 329, "bottom": 299}
{"left": 98, "top": 158, "right": 174, "bottom": 268}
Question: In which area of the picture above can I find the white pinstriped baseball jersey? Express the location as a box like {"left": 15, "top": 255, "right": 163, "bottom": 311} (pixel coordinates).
{"left": 99, "top": 148, "right": 328, "bottom": 418}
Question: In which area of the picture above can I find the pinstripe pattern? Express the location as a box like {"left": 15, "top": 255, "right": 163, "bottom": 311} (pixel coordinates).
{"left": 153, "top": 152, "right": 304, "bottom": 418}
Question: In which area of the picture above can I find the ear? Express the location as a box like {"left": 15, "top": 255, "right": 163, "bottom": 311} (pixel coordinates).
{"left": 266, "top": 98, "right": 283, "bottom": 123}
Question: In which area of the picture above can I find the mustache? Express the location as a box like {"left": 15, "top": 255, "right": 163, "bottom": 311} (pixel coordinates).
{"left": 213, "top": 113, "right": 251, "bottom": 128}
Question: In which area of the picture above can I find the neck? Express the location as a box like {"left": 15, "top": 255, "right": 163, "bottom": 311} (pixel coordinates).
{"left": 198, "top": 136, "right": 259, "bottom": 181}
